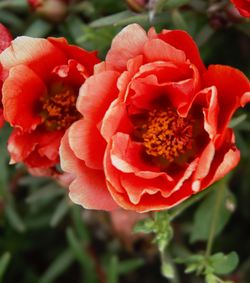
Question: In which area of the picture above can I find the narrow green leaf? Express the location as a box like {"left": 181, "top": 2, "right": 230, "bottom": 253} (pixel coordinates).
{"left": 118, "top": 258, "right": 144, "bottom": 274}
{"left": 70, "top": 206, "right": 90, "bottom": 242}
{"left": 24, "top": 19, "right": 52, "bottom": 37}
{"left": 66, "top": 228, "right": 97, "bottom": 282}
{"left": 50, "top": 198, "right": 69, "bottom": 227}
{"left": 195, "top": 24, "right": 214, "bottom": 47}
{"left": 229, "top": 114, "right": 247, "bottom": 128}
{"left": 26, "top": 185, "right": 64, "bottom": 204}
{"left": 106, "top": 256, "right": 119, "bottom": 283}
{"left": 161, "top": 261, "right": 175, "bottom": 279}
{"left": 39, "top": 249, "right": 74, "bottom": 283}
{"left": 5, "top": 204, "right": 26, "bottom": 233}
{"left": 0, "top": 10, "right": 23, "bottom": 29}
{"left": 0, "top": 252, "right": 11, "bottom": 283}
{"left": 171, "top": 9, "right": 188, "bottom": 30}
{"left": 89, "top": 11, "right": 134, "bottom": 27}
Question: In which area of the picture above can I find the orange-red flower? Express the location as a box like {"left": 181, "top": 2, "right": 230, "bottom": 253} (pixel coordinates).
{"left": 60, "top": 24, "right": 250, "bottom": 212}
{"left": 0, "top": 23, "right": 12, "bottom": 128}
{"left": 0, "top": 36, "right": 99, "bottom": 169}
{"left": 231, "top": 0, "right": 250, "bottom": 17}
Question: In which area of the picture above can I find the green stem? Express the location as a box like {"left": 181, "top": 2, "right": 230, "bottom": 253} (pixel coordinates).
{"left": 205, "top": 183, "right": 225, "bottom": 258}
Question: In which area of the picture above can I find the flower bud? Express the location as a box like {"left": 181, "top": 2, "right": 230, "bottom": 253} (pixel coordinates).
{"left": 126, "top": 0, "right": 149, "bottom": 13}
{"left": 27, "top": 0, "right": 70, "bottom": 22}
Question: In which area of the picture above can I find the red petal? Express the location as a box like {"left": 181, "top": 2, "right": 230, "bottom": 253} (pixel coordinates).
{"left": 106, "top": 24, "right": 148, "bottom": 72}
{"left": 0, "top": 36, "right": 67, "bottom": 80}
{"left": 68, "top": 119, "right": 106, "bottom": 170}
{"left": 2, "top": 65, "right": 45, "bottom": 131}
{"left": 60, "top": 131, "right": 118, "bottom": 210}
{"left": 151, "top": 28, "right": 206, "bottom": 73}
{"left": 202, "top": 65, "right": 250, "bottom": 137}
{"left": 143, "top": 39, "right": 186, "bottom": 65}
{"left": 77, "top": 71, "right": 120, "bottom": 122}
{"left": 48, "top": 37, "right": 100, "bottom": 75}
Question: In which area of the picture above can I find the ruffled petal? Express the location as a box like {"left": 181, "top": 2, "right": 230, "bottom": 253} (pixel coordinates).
{"left": 2, "top": 65, "right": 46, "bottom": 131}
{"left": 106, "top": 24, "right": 148, "bottom": 72}
{"left": 68, "top": 119, "right": 106, "bottom": 170}
{"left": 202, "top": 65, "right": 250, "bottom": 137}
{"left": 60, "top": 131, "right": 118, "bottom": 210}
{"left": 77, "top": 71, "right": 120, "bottom": 122}
{"left": 0, "top": 36, "right": 67, "bottom": 80}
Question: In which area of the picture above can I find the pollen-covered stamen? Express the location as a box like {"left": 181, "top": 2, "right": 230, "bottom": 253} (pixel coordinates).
{"left": 40, "top": 85, "right": 81, "bottom": 131}
{"left": 142, "top": 108, "right": 194, "bottom": 162}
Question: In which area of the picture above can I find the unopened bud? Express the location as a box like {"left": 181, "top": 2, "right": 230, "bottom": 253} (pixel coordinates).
{"left": 28, "top": 0, "right": 70, "bottom": 22}
{"left": 126, "top": 0, "right": 149, "bottom": 13}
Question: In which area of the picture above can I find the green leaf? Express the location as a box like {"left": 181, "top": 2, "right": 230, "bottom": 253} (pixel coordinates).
{"left": 210, "top": 252, "right": 239, "bottom": 275}
{"left": 229, "top": 114, "right": 247, "bottom": 128}
{"left": 161, "top": 261, "right": 175, "bottom": 279}
{"left": 190, "top": 184, "right": 235, "bottom": 243}
{"left": 118, "top": 258, "right": 144, "bottom": 274}
{"left": 106, "top": 256, "right": 119, "bottom": 283}
{"left": 133, "top": 218, "right": 155, "bottom": 234}
{"left": 5, "top": 204, "right": 26, "bottom": 233}
{"left": 171, "top": 9, "right": 188, "bottom": 30}
{"left": 39, "top": 249, "right": 74, "bottom": 283}
{"left": 89, "top": 10, "right": 134, "bottom": 27}
{"left": 205, "top": 273, "right": 217, "bottom": 283}
{"left": 26, "top": 185, "right": 64, "bottom": 204}
{"left": 0, "top": 252, "right": 11, "bottom": 283}
{"left": 50, "top": 198, "right": 69, "bottom": 227}
{"left": 24, "top": 19, "right": 52, "bottom": 37}
{"left": 66, "top": 228, "right": 97, "bottom": 282}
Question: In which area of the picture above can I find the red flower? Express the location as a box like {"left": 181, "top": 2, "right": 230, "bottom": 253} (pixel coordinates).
{"left": 231, "top": 0, "right": 250, "bottom": 17}
{"left": 0, "top": 36, "right": 100, "bottom": 170}
{"left": 0, "top": 24, "right": 12, "bottom": 128}
{"left": 60, "top": 24, "right": 250, "bottom": 212}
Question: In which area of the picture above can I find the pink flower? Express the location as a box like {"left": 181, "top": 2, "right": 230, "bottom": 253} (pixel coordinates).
{"left": 60, "top": 24, "right": 250, "bottom": 212}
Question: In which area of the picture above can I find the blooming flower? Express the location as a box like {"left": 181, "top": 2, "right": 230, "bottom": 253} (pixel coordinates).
{"left": 0, "top": 36, "right": 100, "bottom": 170}
{"left": 60, "top": 24, "right": 250, "bottom": 212}
{"left": 0, "top": 23, "right": 12, "bottom": 128}
{"left": 231, "top": 0, "right": 250, "bottom": 17}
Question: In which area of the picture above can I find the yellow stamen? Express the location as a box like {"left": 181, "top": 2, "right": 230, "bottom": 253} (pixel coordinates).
{"left": 40, "top": 86, "right": 81, "bottom": 131}
{"left": 142, "top": 108, "right": 193, "bottom": 162}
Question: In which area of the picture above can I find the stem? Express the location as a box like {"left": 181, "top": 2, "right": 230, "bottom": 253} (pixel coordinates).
{"left": 205, "top": 183, "right": 225, "bottom": 258}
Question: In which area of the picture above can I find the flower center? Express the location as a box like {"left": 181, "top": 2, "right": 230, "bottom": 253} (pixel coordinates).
{"left": 40, "top": 84, "right": 81, "bottom": 131}
{"left": 142, "top": 108, "right": 194, "bottom": 162}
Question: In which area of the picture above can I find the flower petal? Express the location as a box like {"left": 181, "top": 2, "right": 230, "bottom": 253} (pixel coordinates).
{"left": 106, "top": 23, "right": 148, "bottom": 72}
{"left": 2, "top": 65, "right": 45, "bottom": 131}
{"left": 60, "top": 131, "right": 118, "bottom": 210}
{"left": 68, "top": 119, "right": 106, "bottom": 170}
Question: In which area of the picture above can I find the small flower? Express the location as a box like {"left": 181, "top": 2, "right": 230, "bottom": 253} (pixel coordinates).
{"left": 0, "top": 23, "right": 12, "bottom": 128}
{"left": 60, "top": 24, "right": 250, "bottom": 212}
{"left": 0, "top": 36, "right": 100, "bottom": 171}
